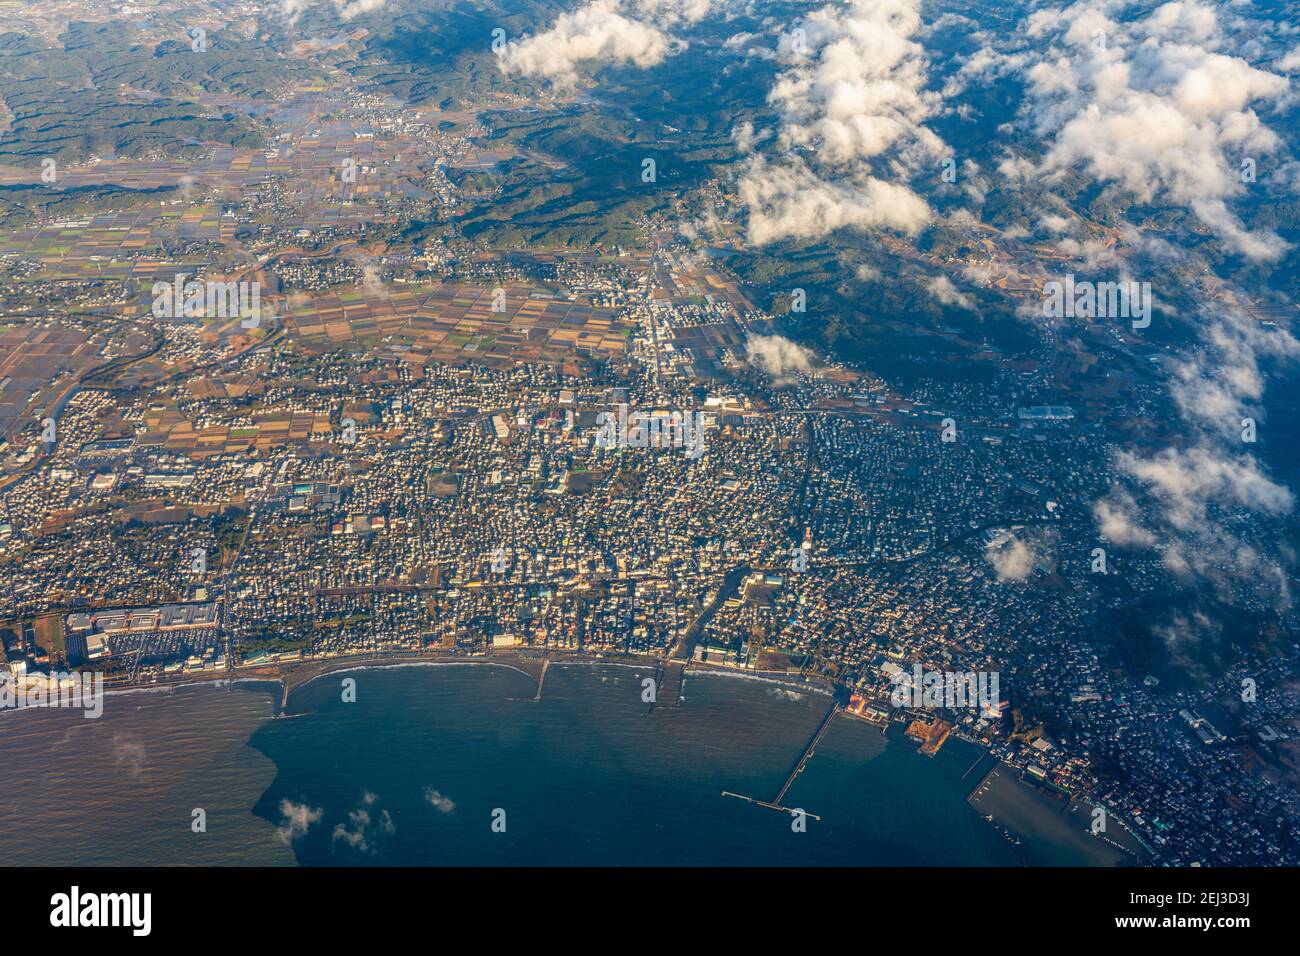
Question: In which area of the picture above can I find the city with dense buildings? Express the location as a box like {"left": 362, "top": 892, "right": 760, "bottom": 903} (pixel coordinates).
{"left": 1, "top": 0, "right": 1299, "bottom": 876}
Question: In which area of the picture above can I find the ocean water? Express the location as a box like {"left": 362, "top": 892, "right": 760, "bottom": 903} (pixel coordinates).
{"left": 0, "top": 664, "right": 1105, "bottom": 866}
{"left": 0, "top": 681, "right": 290, "bottom": 866}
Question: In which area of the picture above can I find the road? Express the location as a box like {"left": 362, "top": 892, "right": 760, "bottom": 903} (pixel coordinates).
{"left": 670, "top": 562, "right": 752, "bottom": 662}
{"left": 218, "top": 504, "right": 259, "bottom": 670}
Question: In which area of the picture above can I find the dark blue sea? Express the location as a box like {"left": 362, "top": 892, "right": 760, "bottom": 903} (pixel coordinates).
{"left": 0, "top": 664, "right": 1116, "bottom": 865}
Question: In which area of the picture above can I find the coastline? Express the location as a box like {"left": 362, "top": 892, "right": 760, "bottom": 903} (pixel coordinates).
{"left": 88, "top": 648, "right": 840, "bottom": 713}
{"left": 284, "top": 658, "right": 542, "bottom": 705}
{"left": 967, "top": 761, "right": 1151, "bottom": 866}
{"left": 0, "top": 655, "right": 1123, "bottom": 866}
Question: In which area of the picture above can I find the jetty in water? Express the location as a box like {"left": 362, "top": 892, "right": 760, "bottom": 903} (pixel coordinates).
{"left": 721, "top": 703, "right": 839, "bottom": 821}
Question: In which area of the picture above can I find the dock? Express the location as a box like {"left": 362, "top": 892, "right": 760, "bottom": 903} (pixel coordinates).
{"left": 721, "top": 791, "right": 822, "bottom": 821}
{"left": 774, "top": 704, "right": 838, "bottom": 805}
{"left": 652, "top": 659, "right": 685, "bottom": 712}
{"left": 533, "top": 658, "right": 550, "bottom": 701}
{"left": 721, "top": 703, "right": 838, "bottom": 820}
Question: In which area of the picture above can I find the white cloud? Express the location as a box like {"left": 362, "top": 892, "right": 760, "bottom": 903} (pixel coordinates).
{"left": 731, "top": 120, "right": 771, "bottom": 155}
{"left": 423, "top": 787, "right": 456, "bottom": 813}
{"left": 745, "top": 333, "right": 817, "bottom": 382}
{"left": 942, "top": 44, "right": 1029, "bottom": 99}
{"left": 1093, "top": 489, "right": 1157, "bottom": 547}
{"left": 1095, "top": 302, "right": 1298, "bottom": 606}
{"left": 984, "top": 529, "right": 1054, "bottom": 582}
{"left": 765, "top": 0, "right": 943, "bottom": 165}
{"left": 1153, "top": 610, "right": 1222, "bottom": 676}
{"left": 1117, "top": 445, "right": 1293, "bottom": 532}
{"left": 724, "top": 31, "right": 777, "bottom": 61}
{"left": 987, "top": 537, "right": 1035, "bottom": 581}
{"left": 1038, "top": 213, "right": 1073, "bottom": 234}
{"left": 336, "top": 0, "right": 386, "bottom": 19}
{"left": 1016, "top": 0, "right": 1291, "bottom": 260}
{"left": 1167, "top": 305, "right": 1300, "bottom": 438}
{"left": 496, "top": 0, "right": 722, "bottom": 87}
{"left": 925, "top": 274, "right": 973, "bottom": 309}
{"left": 331, "top": 791, "right": 396, "bottom": 854}
{"left": 280, "top": 0, "right": 385, "bottom": 23}
{"left": 738, "top": 0, "right": 944, "bottom": 245}
{"left": 741, "top": 155, "right": 932, "bottom": 244}
{"left": 277, "top": 799, "right": 323, "bottom": 843}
